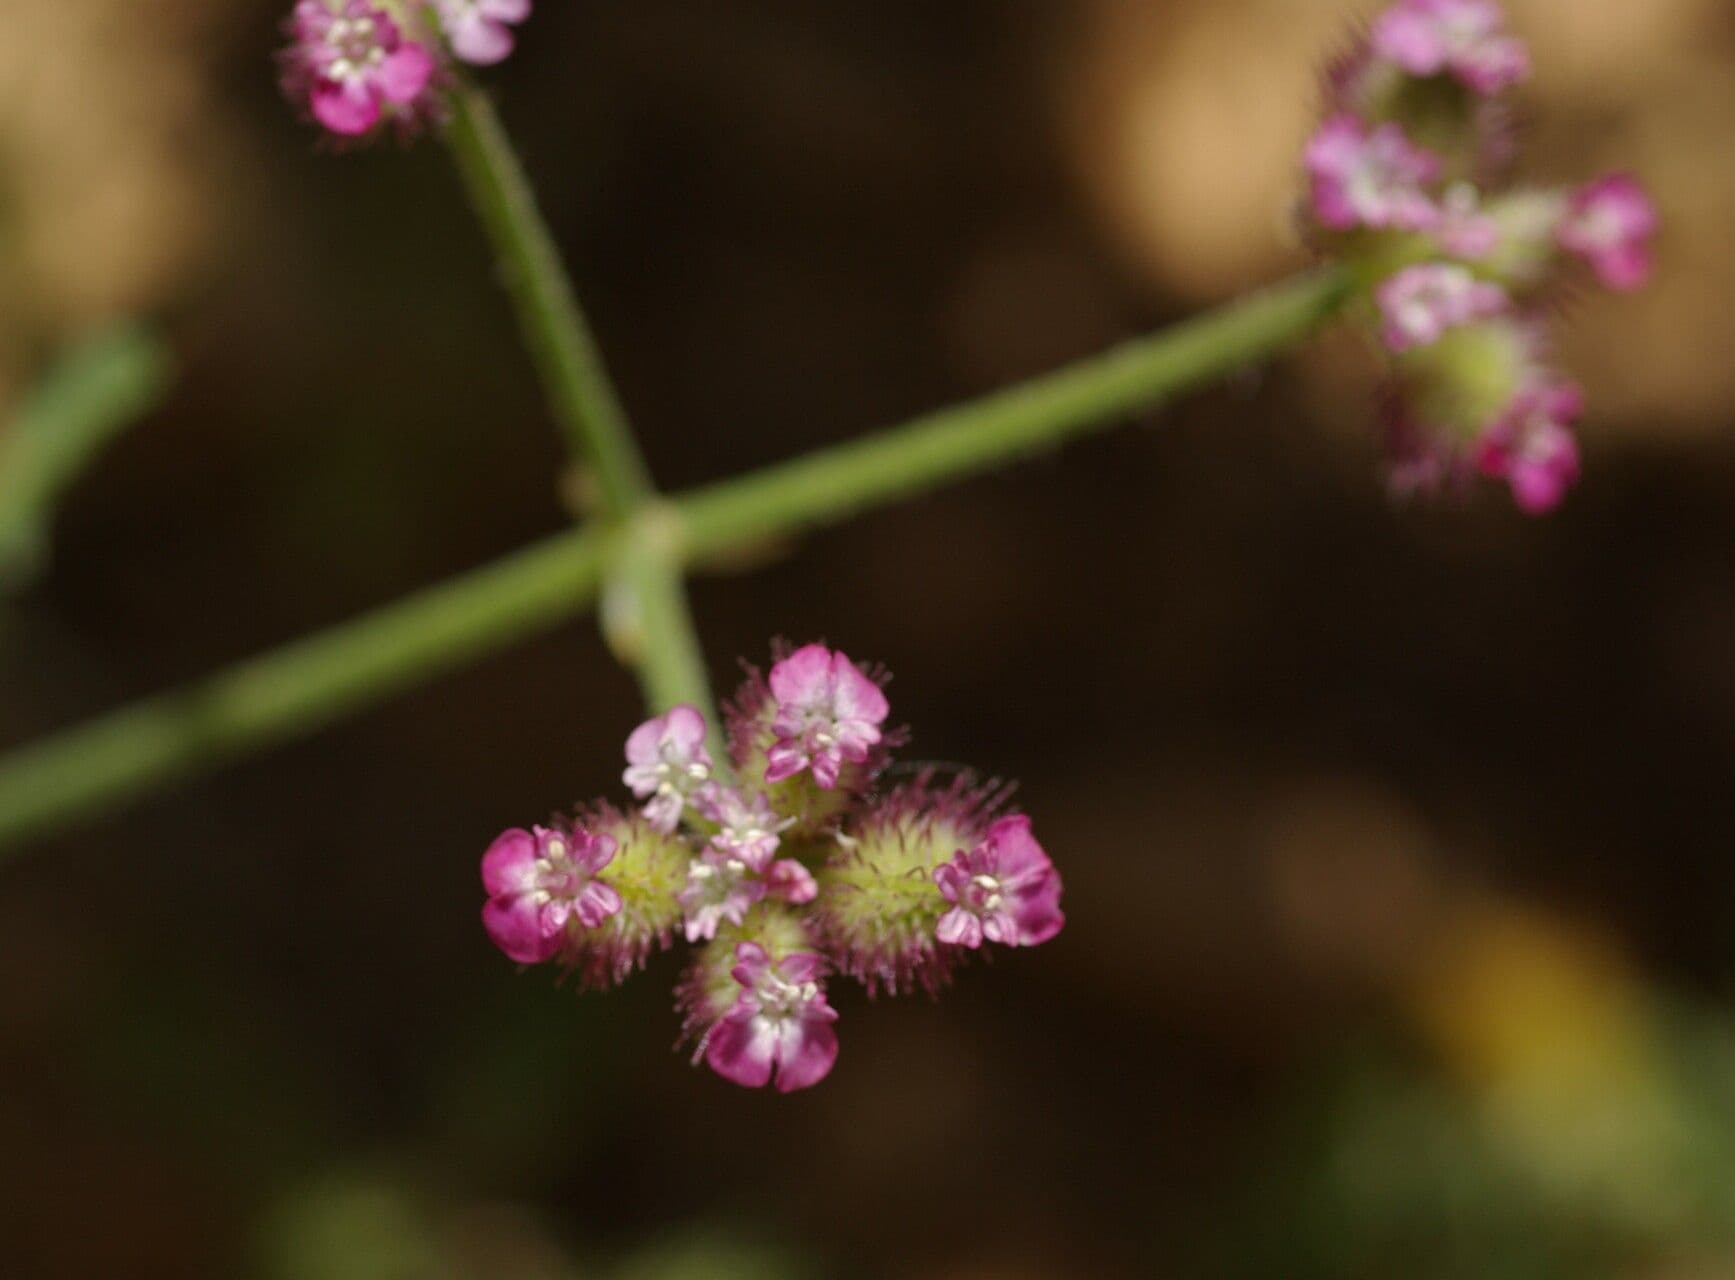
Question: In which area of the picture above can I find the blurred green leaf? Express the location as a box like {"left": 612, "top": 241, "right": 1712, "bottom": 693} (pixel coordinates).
{"left": 259, "top": 1175, "right": 451, "bottom": 1280}
{"left": 1218, "top": 999, "right": 1735, "bottom": 1279}
{"left": 255, "top": 1169, "right": 579, "bottom": 1280}
{"left": 0, "top": 321, "right": 171, "bottom": 590}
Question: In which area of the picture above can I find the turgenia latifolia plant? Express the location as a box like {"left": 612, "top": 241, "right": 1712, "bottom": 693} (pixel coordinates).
{"left": 0, "top": 2, "right": 1655, "bottom": 1094}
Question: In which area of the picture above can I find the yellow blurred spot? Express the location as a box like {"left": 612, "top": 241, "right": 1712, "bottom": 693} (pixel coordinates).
{"left": 1410, "top": 898, "right": 1691, "bottom": 1228}
{"left": 1412, "top": 899, "right": 1647, "bottom": 1098}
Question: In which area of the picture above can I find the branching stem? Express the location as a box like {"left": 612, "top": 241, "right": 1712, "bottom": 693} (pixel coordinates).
{"left": 0, "top": 268, "right": 1349, "bottom": 854}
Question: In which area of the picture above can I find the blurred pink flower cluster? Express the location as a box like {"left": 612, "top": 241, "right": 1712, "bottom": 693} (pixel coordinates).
{"left": 1304, "top": 0, "right": 1658, "bottom": 513}
{"left": 279, "top": 0, "right": 533, "bottom": 138}
{"left": 480, "top": 644, "right": 1064, "bottom": 1092}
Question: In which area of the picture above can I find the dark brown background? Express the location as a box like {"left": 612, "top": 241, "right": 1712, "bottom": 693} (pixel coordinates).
{"left": 2, "top": 1, "right": 1732, "bottom": 1276}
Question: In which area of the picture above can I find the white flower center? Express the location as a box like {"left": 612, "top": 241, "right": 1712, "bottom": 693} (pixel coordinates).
{"left": 326, "top": 17, "right": 387, "bottom": 82}
{"left": 653, "top": 748, "right": 709, "bottom": 796}
{"left": 967, "top": 872, "right": 1004, "bottom": 913}
{"left": 532, "top": 842, "right": 588, "bottom": 898}
{"left": 756, "top": 971, "right": 818, "bottom": 1020}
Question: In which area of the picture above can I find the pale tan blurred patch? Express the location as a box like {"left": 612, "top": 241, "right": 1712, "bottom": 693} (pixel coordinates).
{"left": 1062, "top": 0, "right": 1343, "bottom": 303}
{"left": 1554, "top": 73, "right": 1735, "bottom": 431}
{"left": 0, "top": 0, "right": 239, "bottom": 403}
{"left": 1061, "top": 0, "right": 1735, "bottom": 439}
{"left": 1519, "top": 0, "right": 1720, "bottom": 102}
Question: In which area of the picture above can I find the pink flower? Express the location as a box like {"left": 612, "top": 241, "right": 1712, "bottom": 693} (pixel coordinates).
{"left": 765, "top": 858, "right": 818, "bottom": 905}
{"left": 698, "top": 786, "right": 789, "bottom": 869}
{"left": 933, "top": 816, "right": 1064, "bottom": 950}
{"left": 622, "top": 704, "right": 714, "bottom": 833}
{"left": 481, "top": 824, "right": 621, "bottom": 965}
{"left": 1375, "top": 263, "right": 1509, "bottom": 352}
{"left": 1305, "top": 115, "right": 1442, "bottom": 233}
{"left": 679, "top": 789, "right": 812, "bottom": 941}
{"left": 812, "top": 771, "right": 1009, "bottom": 995}
{"left": 557, "top": 804, "right": 689, "bottom": 989}
{"left": 1557, "top": 175, "right": 1658, "bottom": 293}
{"left": 1372, "top": 0, "right": 1530, "bottom": 96}
{"left": 433, "top": 0, "right": 532, "bottom": 66}
{"left": 284, "top": 0, "right": 439, "bottom": 138}
{"left": 1434, "top": 185, "right": 1500, "bottom": 260}
{"left": 764, "top": 644, "right": 889, "bottom": 790}
{"left": 677, "top": 847, "right": 768, "bottom": 943}
{"left": 1475, "top": 382, "right": 1583, "bottom": 514}
{"left": 704, "top": 943, "right": 840, "bottom": 1092}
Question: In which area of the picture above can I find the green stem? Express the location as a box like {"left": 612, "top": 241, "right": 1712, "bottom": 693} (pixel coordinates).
{"left": 602, "top": 506, "right": 727, "bottom": 761}
{"left": 0, "top": 268, "right": 1347, "bottom": 854}
{"left": 444, "top": 84, "right": 653, "bottom": 517}
{"left": 677, "top": 269, "right": 1350, "bottom": 552}
{"left": 0, "top": 531, "right": 605, "bottom": 850}
{"left": 445, "top": 84, "right": 719, "bottom": 727}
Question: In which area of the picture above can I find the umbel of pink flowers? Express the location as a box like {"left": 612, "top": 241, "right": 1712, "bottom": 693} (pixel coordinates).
{"left": 479, "top": 644, "right": 1064, "bottom": 1092}
{"left": 279, "top": 0, "right": 532, "bottom": 136}
{"left": 1303, "top": 0, "right": 1658, "bottom": 513}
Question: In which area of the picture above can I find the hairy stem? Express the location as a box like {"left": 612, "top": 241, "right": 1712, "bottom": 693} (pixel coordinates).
{"left": 677, "top": 269, "right": 1350, "bottom": 553}
{"left": 0, "top": 532, "right": 606, "bottom": 851}
{"left": 0, "top": 268, "right": 1348, "bottom": 854}
{"left": 602, "top": 505, "right": 729, "bottom": 764}
{"left": 445, "top": 84, "right": 720, "bottom": 726}
{"left": 444, "top": 84, "right": 652, "bottom": 517}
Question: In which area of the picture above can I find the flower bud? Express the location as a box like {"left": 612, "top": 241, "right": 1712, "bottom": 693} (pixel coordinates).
{"left": 559, "top": 803, "right": 688, "bottom": 988}
{"left": 280, "top": 1, "right": 442, "bottom": 140}
{"left": 812, "top": 773, "right": 1012, "bottom": 996}
{"left": 1300, "top": 1, "right": 1654, "bottom": 513}
{"left": 1558, "top": 175, "right": 1659, "bottom": 294}
{"left": 676, "top": 904, "right": 817, "bottom": 1045}
{"left": 723, "top": 647, "right": 898, "bottom": 837}
{"left": 483, "top": 645, "right": 1063, "bottom": 1091}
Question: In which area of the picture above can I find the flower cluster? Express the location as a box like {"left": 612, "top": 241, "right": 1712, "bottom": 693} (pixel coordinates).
{"left": 279, "top": 0, "right": 534, "bottom": 139}
{"left": 1303, "top": 0, "right": 1658, "bottom": 513}
{"left": 479, "top": 643, "right": 1065, "bottom": 1092}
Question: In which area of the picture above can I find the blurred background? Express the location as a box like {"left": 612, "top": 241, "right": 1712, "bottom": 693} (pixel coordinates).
{"left": 3, "top": 1, "right": 1734, "bottom": 1276}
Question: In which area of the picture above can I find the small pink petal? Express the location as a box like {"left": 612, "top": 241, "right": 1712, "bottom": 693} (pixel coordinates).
{"left": 656, "top": 705, "right": 710, "bottom": 758}
{"left": 767, "top": 859, "right": 817, "bottom": 904}
{"left": 830, "top": 652, "right": 890, "bottom": 724}
{"left": 575, "top": 880, "right": 623, "bottom": 929}
{"left": 376, "top": 45, "right": 435, "bottom": 104}
{"left": 809, "top": 751, "right": 842, "bottom": 791}
{"left": 772, "top": 1018, "right": 839, "bottom": 1093}
{"left": 768, "top": 644, "right": 834, "bottom": 705}
{"left": 778, "top": 952, "right": 827, "bottom": 985}
{"left": 573, "top": 830, "right": 618, "bottom": 875}
{"left": 705, "top": 1015, "right": 777, "bottom": 1088}
{"left": 310, "top": 81, "right": 380, "bottom": 136}
{"left": 763, "top": 743, "right": 806, "bottom": 784}
{"left": 482, "top": 895, "right": 558, "bottom": 965}
{"left": 983, "top": 816, "right": 1046, "bottom": 882}
{"left": 933, "top": 860, "right": 969, "bottom": 904}
{"left": 936, "top": 907, "right": 983, "bottom": 948}
{"left": 480, "top": 828, "right": 539, "bottom": 896}
{"left": 451, "top": 19, "right": 515, "bottom": 65}
{"left": 730, "top": 941, "right": 773, "bottom": 988}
